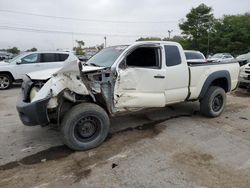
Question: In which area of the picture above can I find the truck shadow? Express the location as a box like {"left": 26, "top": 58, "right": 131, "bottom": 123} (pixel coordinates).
{"left": 0, "top": 102, "right": 199, "bottom": 171}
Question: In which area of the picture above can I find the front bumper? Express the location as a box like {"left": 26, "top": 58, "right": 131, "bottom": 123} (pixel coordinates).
{"left": 16, "top": 78, "right": 51, "bottom": 126}
{"left": 239, "top": 74, "right": 250, "bottom": 84}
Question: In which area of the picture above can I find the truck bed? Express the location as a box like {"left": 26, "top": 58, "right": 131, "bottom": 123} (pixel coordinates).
{"left": 188, "top": 61, "right": 239, "bottom": 100}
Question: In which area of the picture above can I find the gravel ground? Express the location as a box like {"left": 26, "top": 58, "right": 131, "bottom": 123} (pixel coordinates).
{"left": 0, "top": 87, "right": 249, "bottom": 188}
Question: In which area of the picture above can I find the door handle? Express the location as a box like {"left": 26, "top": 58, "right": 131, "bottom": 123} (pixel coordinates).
{"left": 154, "top": 75, "right": 165, "bottom": 79}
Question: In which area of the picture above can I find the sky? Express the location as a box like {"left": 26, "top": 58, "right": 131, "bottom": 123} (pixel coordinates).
{"left": 0, "top": 0, "right": 249, "bottom": 50}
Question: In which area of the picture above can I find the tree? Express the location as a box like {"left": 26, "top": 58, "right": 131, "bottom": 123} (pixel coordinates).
{"left": 210, "top": 13, "right": 250, "bottom": 56}
{"left": 26, "top": 47, "right": 37, "bottom": 52}
{"left": 163, "top": 36, "right": 191, "bottom": 49}
{"left": 73, "top": 40, "right": 85, "bottom": 55}
{"left": 179, "top": 3, "right": 214, "bottom": 54}
{"left": 7, "top": 47, "right": 20, "bottom": 54}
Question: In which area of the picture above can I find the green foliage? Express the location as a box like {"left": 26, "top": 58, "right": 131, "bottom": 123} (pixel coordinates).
{"left": 179, "top": 4, "right": 250, "bottom": 56}
{"left": 210, "top": 13, "right": 250, "bottom": 56}
{"left": 179, "top": 3, "right": 214, "bottom": 54}
{"left": 6, "top": 47, "right": 20, "bottom": 54}
{"left": 26, "top": 47, "right": 37, "bottom": 52}
{"left": 73, "top": 40, "right": 85, "bottom": 55}
{"left": 136, "top": 6, "right": 249, "bottom": 56}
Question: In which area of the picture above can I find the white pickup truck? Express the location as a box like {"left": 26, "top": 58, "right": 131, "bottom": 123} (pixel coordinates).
{"left": 16, "top": 41, "right": 239, "bottom": 151}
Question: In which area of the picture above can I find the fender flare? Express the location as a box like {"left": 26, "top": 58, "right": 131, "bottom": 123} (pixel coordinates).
{"left": 199, "top": 70, "right": 231, "bottom": 99}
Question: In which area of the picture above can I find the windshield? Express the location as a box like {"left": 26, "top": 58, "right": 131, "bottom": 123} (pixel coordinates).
{"left": 211, "top": 53, "right": 223, "bottom": 59}
{"left": 87, "top": 46, "right": 128, "bottom": 67}
{"left": 185, "top": 52, "right": 204, "bottom": 60}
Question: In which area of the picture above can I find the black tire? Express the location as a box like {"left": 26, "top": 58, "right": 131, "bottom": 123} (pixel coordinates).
{"left": 200, "top": 86, "right": 226, "bottom": 117}
{"left": 61, "top": 103, "right": 110, "bottom": 151}
{"left": 0, "top": 74, "right": 12, "bottom": 90}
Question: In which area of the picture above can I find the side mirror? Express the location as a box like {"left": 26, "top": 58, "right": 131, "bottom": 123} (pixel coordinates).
{"left": 16, "top": 60, "right": 22, "bottom": 65}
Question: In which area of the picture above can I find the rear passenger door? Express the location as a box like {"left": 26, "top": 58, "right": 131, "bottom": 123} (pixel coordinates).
{"left": 163, "top": 45, "right": 189, "bottom": 104}
{"left": 37, "top": 53, "right": 69, "bottom": 71}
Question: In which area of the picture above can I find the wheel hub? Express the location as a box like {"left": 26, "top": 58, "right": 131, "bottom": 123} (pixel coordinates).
{"left": 0, "top": 76, "right": 9, "bottom": 89}
{"left": 74, "top": 116, "right": 100, "bottom": 141}
{"left": 212, "top": 94, "right": 223, "bottom": 112}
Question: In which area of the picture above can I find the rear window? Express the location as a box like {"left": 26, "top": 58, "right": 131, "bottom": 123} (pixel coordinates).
{"left": 164, "top": 45, "right": 181, "bottom": 66}
{"left": 185, "top": 52, "right": 204, "bottom": 60}
{"left": 40, "top": 53, "right": 56, "bottom": 62}
{"left": 39, "top": 53, "right": 69, "bottom": 63}
{"left": 57, "top": 53, "right": 69, "bottom": 61}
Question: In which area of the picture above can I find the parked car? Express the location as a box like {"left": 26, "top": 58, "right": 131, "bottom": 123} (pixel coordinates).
{"left": 239, "top": 62, "right": 250, "bottom": 88}
{"left": 0, "top": 51, "right": 13, "bottom": 61}
{"left": 184, "top": 50, "right": 206, "bottom": 64}
{"left": 208, "top": 53, "right": 234, "bottom": 63}
{"left": 16, "top": 41, "right": 239, "bottom": 151}
{"left": 236, "top": 52, "right": 250, "bottom": 67}
{"left": 0, "top": 51, "right": 78, "bottom": 89}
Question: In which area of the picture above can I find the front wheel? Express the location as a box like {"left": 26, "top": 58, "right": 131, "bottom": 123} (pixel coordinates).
{"left": 0, "top": 74, "right": 12, "bottom": 90}
{"left": 200, "top": 86, "right": 226, "bottom": 117}
{"left": 61, "top": 103, "right": 110, "bottom": 151}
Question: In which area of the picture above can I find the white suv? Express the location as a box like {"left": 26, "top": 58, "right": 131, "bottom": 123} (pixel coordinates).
{"left": 0, "top": 51, "right": 77, "bottom": 89}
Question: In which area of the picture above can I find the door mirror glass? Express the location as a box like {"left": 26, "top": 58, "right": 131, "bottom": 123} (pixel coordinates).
{"left": 16, "top": 60, "right": 21, "bottom": 65}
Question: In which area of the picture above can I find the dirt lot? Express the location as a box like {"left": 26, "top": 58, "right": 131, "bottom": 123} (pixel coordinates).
{"left": 0, "top": 87, "right": 250, "bottom": 188}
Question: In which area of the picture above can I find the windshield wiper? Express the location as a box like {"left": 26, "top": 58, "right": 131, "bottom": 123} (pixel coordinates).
{"left": 88, "top": 63, "right": 100, "bottom": 67}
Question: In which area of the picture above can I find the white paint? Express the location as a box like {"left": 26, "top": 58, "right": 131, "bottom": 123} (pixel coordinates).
{"left": 189, "top": 63, "right": 240, "bottom": 99}
{"left": 0, "top": 51, "right": 78, "bottom": 80}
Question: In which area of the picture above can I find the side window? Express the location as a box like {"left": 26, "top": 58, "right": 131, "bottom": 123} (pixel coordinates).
{"left": 57, "top": 53, "right": 69, "bottom": 61}
{"left": 224, "top": 55, "right": 232, "bottom": 59}
{"left": 126, "top": 47, "right": 161, "bottom": 68}
{"left": 21, "top": 53, "right": 38, "bottom": 64}
{"left": 40, "top": 53, "right": 56, "bottom": 63}
{"left": 165, "top": 45, "right": 181, "bottom": 66}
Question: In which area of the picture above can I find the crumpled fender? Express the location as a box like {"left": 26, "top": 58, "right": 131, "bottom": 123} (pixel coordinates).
{"left": 31, "top": 72, "right": 89, "bottom": 108}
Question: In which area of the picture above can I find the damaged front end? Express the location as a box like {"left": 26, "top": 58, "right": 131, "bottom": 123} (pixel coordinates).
{"left": 16, "top": 60, "right": 117, "bottom": 126}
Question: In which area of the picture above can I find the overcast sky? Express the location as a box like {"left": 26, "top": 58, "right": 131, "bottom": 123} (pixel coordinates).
{"left": 0, "top": 0, "right": 249, "bottom": 50}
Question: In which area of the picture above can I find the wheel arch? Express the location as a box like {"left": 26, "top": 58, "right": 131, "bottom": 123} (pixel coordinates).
{"left": 0, "top": 71, "right": 14, "bottom": 81}
{"left": 199, "top": 70, "right": 231, "bottom": 99}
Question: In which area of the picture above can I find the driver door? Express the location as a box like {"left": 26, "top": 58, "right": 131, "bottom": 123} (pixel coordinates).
{"left": 114, "top": 45, "right": 167, "bottom": 109}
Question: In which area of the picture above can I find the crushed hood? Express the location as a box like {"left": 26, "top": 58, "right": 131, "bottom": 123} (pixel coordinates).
{"left": 27, "top": 60, "right": 105, "bottom": 80}
{"left": 27, "top": 68, "right": 61, "bottom": 80}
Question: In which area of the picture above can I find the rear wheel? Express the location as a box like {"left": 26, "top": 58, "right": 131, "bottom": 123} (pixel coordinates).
{"left": 0, "top": 74, "right": 12, "bottom": 90}
{"left": 200, "top": 86, "right": 226, "bottom": 117}
{"left": 61, "top": 103, "right": 110, "bottom": 151}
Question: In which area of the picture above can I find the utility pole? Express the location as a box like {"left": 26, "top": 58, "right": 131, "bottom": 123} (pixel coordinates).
{"left": 104, "top": 36, "right": 107, "bottom": 48}
{"left": 207, "top": 21, "right": 212, "bottom": 57}
{"left": 168, "top": 30, "right": 173, "bottom": 39}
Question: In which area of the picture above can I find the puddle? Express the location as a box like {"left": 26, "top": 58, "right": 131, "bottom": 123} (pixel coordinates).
{"left": 0, "top": 114, "right": 192, "bottom": 171}
{"left": 0, "top": 145, "right": 74, "bottom": 171}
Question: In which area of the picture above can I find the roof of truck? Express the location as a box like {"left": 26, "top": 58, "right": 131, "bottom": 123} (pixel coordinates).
{"left": 134, "top": 41, "right": 180, "bottom": 45}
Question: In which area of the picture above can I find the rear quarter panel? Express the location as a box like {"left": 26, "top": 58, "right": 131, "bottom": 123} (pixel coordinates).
{"left": 189, "top": 62, "right": 239, "bottom": 99}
